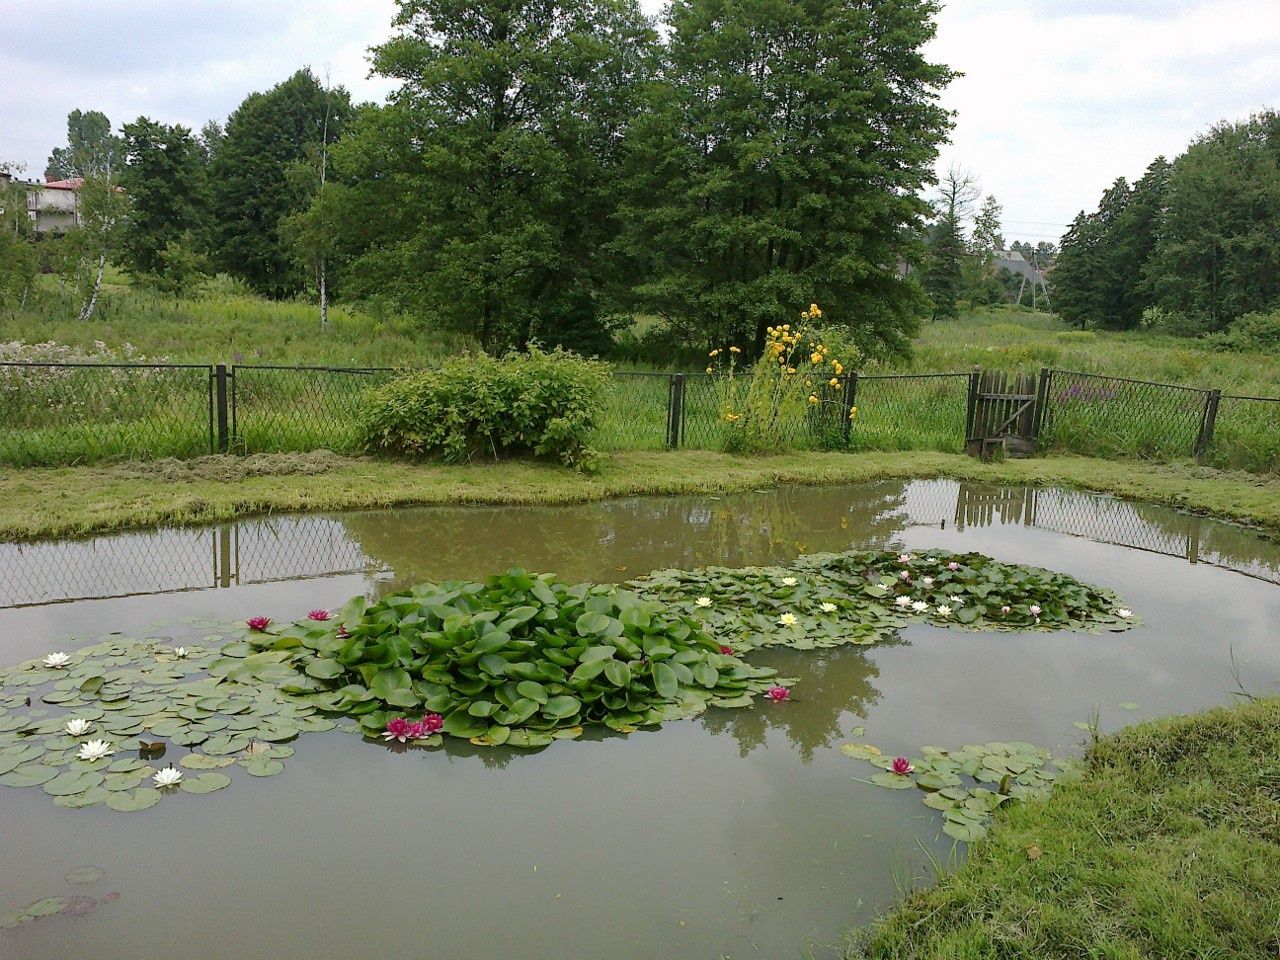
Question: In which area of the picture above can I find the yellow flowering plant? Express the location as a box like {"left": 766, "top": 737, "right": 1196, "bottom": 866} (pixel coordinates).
{"left": 705, "top": 304, "right": 855, "bottom": 453}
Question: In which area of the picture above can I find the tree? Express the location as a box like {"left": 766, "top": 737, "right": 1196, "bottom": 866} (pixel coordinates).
{"left": 321, "top": 0, "right": 656, "bottom": 351}
{"left": 1148, "top": 113, "right": 1280, "bottom": 330}
{"left": 45, "top": 109, "right": 123, "bottom": 180}
{"left": 613, "top": 0, "right": 952, "bottom": 358}
{"left": 0, "top": 165, "right": 38, "bottom": 310}
{"left": 119, "top": 117, "right": 210, "bottom": 283}
{"left": 971, "top": 194, "right": 1004, "bottom": 253}
{"left": 63, "top": 174, "right": 129, "bottom": 320}
{"left": 209, "top": 69, "right": 354, "bottom": 297}
{"left": 922, "top": 166, "right": 979, "bottom": 320}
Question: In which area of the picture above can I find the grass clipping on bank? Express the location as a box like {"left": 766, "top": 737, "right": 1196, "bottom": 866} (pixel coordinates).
{"left": 850, "top": 696, "right": 1280, "bottom": 960}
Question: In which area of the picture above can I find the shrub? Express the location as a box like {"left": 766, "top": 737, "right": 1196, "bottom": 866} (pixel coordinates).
{"left": 706, "top": 304, "right": 858, "bottom": 454}
{"left": 361, "top": 345, "right": 609, "bottom": 471}
{"left": 1206, "top": 310, "right": 1280, "bottom": 354}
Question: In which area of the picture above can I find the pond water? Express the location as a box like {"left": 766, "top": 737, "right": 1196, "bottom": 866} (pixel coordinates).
{"left": 2, "top": 479, "right": 1279, "bottom": 960}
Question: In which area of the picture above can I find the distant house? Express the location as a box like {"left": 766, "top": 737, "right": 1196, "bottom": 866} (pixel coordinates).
{"left": 27, "top": 177, "right": 84, "bottom": 235}
{"left": 992, "top": 249, "right": 1051, "bottom": 307}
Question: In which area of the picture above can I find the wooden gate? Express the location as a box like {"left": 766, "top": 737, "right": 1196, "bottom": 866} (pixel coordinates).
{"left": 965, "top": 370, "right": 1040, "bottom": 459}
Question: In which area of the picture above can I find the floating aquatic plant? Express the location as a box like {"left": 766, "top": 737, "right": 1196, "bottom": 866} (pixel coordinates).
{"left": 845, "top": 739, "right": 1071, "bottom": 842}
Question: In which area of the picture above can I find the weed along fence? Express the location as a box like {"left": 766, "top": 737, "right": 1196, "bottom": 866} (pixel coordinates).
{"left": 0, "top": 360, "right": 1276, "bottom": 473}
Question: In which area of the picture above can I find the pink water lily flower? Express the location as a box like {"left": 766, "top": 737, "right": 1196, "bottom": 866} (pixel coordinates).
{"left": 336, "top": 625, "right": 351, "bottom": 639}
{"left": 766, "top": 686, "right": 791, "bottom": 702}
{"left": 246, "top": 616, "right": 271, "bottom": 632}
{"left": 1029, "top": 604, "right": 1042, "bottom": 616}
{"left": 719, "top": 645, "right": 734, "bottom": 655}
{"left": 897, "top": 553, "right": 913, "bottom": 564}
{"left": 892, "top": 756, "right": 914, "bottom": 775}
{"left": 307, "top": 609, "right": 331, "bottom": 621}
{"left": 383, "top": 717, "right": 413, "bottom": 743}
{"left": 419, "top": 713, "right": 444, "bottom": 734}
{"left": 947, "top": 561, "right": 959, "bottom": 571}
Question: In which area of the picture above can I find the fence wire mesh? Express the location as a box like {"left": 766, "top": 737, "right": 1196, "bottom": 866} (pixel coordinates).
{"left": 849, "top": 373, "right": 969, "bottom": 453}
{"left": 1208, "top": 395, "right": 1280, "bottom": 474}
{"left": 0, "top": 362, "right": 212, "bottom": 466}
{"left": 593, "top": 372, "right": 672, "bottom": 451}
{"left": 232, "top": 365, "right": 396, "bottom": 455}
{"left": 1038, "top": 369, "right": 1210, "bottom": 460}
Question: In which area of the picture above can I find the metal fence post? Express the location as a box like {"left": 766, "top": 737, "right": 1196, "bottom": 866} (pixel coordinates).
{"left": 1194, "top": 389, "right": 1221, "bottom": 460}
{"left": 964, "top": 366, "right": 981, "bottom": 440}
{"left": 666, "top": 374, "right": 685, "bottom": 449}
{"left": 214, "top": 364, "right": 231, "bottom": 454}
{"left": 1032, "top": 366, "right": 1051, "bottom": 442}
{"left": 842, "top": 372, "right": 858, "bottom": 443}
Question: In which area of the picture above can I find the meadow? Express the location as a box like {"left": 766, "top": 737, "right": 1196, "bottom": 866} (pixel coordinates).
{"left": 1, "top": 282, "right": 1276, "bottom": 472}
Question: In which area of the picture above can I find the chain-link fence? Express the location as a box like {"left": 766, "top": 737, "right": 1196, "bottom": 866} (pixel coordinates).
{"left": 1208, "top": 394, "right": 1280, "bottom": 473}
{"left": 0, "top": 361, "right": 213, "bottom": 466}
{"left": 1037, "top": 368, "right": 1213, "bottom": 461}
{"left": 848, "top": 373, "right": 969, "bottom": 454}
{"left": 1, "top": 360, "right": 1276, "bottom": 472}
{"left": 232, "top": 365, "right": 396, "bottom": 455}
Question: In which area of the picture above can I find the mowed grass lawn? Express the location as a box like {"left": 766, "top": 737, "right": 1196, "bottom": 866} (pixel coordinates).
{"left": 849, "top": 696, "right": 1280, "bottom": 959}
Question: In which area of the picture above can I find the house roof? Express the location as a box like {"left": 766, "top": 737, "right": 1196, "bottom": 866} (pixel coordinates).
{"left": 43, "top": 178, "right": 84, "bottom": 190}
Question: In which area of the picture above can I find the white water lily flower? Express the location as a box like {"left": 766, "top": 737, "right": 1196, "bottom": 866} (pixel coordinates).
{"left": 64, "top": 718, "right": 92, "bottom": 737}
{"left": 911, "top": 601, "right": 929, "bottom": 613}
{"left": 152, "top": 766, "right": 183, "bottom": 788}
{"left": 921, "top": 577, "right": 934, "bottom": 587}
{"left": 947, "top": 595, "right": 964, "bottom": 606}
{"left": 1116, "top": 608, "right": 1132, "bottom": 619}
{"left": 937, "top": 605, "right": 953, "bottom": 617}
{"left": 947, "top": 561, "right": 959, "bottom": 571}
{"left": 820, "top": 602, "right": 837, "bottom": 613}
{"left": 778, "top": 613, "right": 798, "bottom": 627}
{"left": 894, "top": 596, "right": 912, "bottom": 608}
{"left": 42, "top": 652, "right": 71, "bottom": 669}
{"left": 1000, "top": 605, "right": 1011, "bottom": 614}
{"left": 781, "top": 577, "right": 798, "bottom": 587}
{"left": 899, "top": 571, "right": 911, "bottom": 581}
{"left": 694, "top": 597, "right": 712, "bottom": 608}
{"left": 1029, "top": 604, "right": 1042, "bottom": 616}
{"left": 77, "top": 739, "right": 114, "bottom": 762}
{"left": 173, "top": 646, "right": 188, "bottom": 658}
{"left": 897, "top": 553, "right": 912, "bottom": 564}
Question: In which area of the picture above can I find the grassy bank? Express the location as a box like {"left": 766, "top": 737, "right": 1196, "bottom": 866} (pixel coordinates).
{"left": 4, "top": 449, "right": 1280, "bottom": 542}
{"left": 850, "top": 696, "right": 1280, "bottom": 959}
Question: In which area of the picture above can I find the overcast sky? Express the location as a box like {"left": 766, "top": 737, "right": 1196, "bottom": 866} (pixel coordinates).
{"left": 2, "top": 0, "right": 1277, "bottom": 245}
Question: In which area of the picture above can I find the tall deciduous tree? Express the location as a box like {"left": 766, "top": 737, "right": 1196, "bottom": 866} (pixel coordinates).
{"left": 971, "top": 194, "right": 1004, "bottom": 254}
{"left": 613, "top": 0, "right": 952, "bottom": 358}
{"left": 45, "top": 109, "right": 124, "bottom": 180}
{"left": 209, "top": 69, "right": 353, "bottom": 298}
{"left": 119, "top": 117, "right": 209, "bottom": 284}
{"left": 922, "top": 166, "right": 979, "bottom": 320}
{"left": 323, "top": 0, "right": 656, "bottom": 351}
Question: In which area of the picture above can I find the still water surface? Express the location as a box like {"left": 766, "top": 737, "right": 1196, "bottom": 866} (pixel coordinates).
{"left": 2, "top": 480, "right": 1278, "bottom": 960}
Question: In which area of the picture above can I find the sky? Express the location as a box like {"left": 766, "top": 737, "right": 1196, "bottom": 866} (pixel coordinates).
{"left": 2, "top": 0, "right": 1278, "bottom": 247}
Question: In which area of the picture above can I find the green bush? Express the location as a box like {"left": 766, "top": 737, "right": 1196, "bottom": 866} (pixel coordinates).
{"left": 361, "top": 346, "right": 609, "bottom": 471}
{"left": 1206, "top": 310, "right": 1280, "bottom": 354}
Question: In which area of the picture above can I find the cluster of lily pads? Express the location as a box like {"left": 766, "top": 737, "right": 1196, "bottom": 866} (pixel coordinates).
{"left": 842, "top": 739, "right": 1071, "bottom": 842}
{"left": 0, "top": 866, "right": 117, "bottom": 932}
{"left": 633, "top": 548, "right": 1137, "bottom": 652}
{"left": 0, "top": 636, "right": 331, "bottom": 811}
{"left": 242, "top": 569, "right": 790, "bottom": 747}
{"left": 0, "top": 546, "right": 1135, "bottom": 817}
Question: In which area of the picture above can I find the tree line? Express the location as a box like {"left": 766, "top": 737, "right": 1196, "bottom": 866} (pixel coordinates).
{"left": 1052, "top": 110, "right": 1280, "bottom": 337}
{"left": 8, "top": 0, "right": 961, "bottom": 361}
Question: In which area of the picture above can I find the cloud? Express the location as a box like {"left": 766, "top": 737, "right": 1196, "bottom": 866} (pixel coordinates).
{"left": 1, "top": 0, "right": 1276, "bottom": 246}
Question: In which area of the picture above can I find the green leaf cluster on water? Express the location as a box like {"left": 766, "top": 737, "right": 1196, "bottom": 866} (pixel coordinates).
{"left": 633, "top": 548, "right": 1137, "bottom": 652}
{"left": 247, "top": 569, "right": 787, "bottom": 747}
{"left": 0, "top": 547, "right": 1135, "bottom": 814}
{"left": 0, "top": 638, "right": 328, "bottom": 811}
{"left": 843, "top": 740, "right": 1070, "bottom": 842}
{"left": 0, "top": 865, "right": 115, "bottom": 931}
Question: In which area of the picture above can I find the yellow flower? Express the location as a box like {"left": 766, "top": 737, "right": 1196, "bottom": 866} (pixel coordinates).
{"left": 709, "top": 349, "right": 720, "bottom": 357}
{"left": 810, "top": 352, "right": 823, "bottom": 364}
{"left": 723, "top": 412, "right": 742, "bottom": 422}
{"left": 782, "top": 324, "right": 791, "bottom": 331}
{"left": 833, "top": 361, "right": 844, "bottom": 374}
{"left": 786, "top": 367, "right": 796, "bottom": 375}
{"left": 809, "top": 303, "right": 822, "bottom": 317}
{"left": 729, "top": 346, "right": 741, "bottom": 353}
{"left": 808, "top": 394, "right": 818, "bottom": 404}
{"left": 829, "top": 377, "right": 840, "bottom": 387}
{"left": 849, "top": 406, "right": 858, "bottom": 419}
{"left": 705, "top": 366, "right": 713, "bottom": 374}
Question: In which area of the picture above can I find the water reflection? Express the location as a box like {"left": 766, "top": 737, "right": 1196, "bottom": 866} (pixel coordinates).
{"left": 4, "top": 479, "right": 1278, "bottom": 609}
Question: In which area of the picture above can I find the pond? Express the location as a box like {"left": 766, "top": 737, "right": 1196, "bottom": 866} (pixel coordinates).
{"left": 2, "top": 479, "right": 1279, "bottom": 959}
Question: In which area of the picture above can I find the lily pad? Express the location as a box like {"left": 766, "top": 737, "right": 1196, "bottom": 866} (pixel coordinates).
{"left": 179, "top": 772, "right": 232, "bottom": 794}
{"left": 65, "top": 866, "right": 105, "bottom": 885}
{"left": 105, "top": 787, "right": 162, "bottom": 812}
